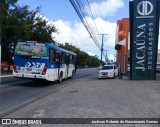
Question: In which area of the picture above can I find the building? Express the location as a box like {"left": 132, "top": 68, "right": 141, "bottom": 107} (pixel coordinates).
{"left": 157, "top": 49, "right": 160, "bottom": 63}
{"left": 115, "top": 18, "right": 160, "bottom": 75}
{"left": 115, "top": 18, "right": 130, "bottom": 75}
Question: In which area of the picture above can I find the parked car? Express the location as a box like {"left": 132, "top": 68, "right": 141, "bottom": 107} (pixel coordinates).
{"left": 127, "top": 63, "right": 130, "bottom": 72}
{"left": 156, "top": 62, "right": 160, "bottom": 73}
{"left": 99, "top": 65, "right": 118, "bottom": 79}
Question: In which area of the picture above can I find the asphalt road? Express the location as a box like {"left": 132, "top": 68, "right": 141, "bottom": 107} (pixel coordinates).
{"left": 0, "top": 69, "right": 92, "bottom": 117}
{"left": 1, "top": 68, "right": 160, "bottom": 127}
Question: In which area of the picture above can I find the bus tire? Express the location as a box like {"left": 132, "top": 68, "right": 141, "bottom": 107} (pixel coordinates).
{"left": 58, "top": 72, "right": 63, "bottom": 83}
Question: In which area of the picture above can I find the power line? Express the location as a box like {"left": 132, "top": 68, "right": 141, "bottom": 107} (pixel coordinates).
{"left": 69, "top": 0, "right": 101, "bottom": 50}
{"left": 69, "top": 0, "right": 108, "bottom": 62}
{"left": 78, "top": 0, "right": 101, "bottom": 48}
{"left": 86, "top": 0, "right": 100, "bottom": 39}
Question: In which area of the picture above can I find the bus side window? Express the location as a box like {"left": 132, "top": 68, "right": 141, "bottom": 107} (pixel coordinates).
{"left": 61, "top": 52, "right": 65, "bottom": 63}
{"left": 73, "top": 56, "right": 76, "bottom": 64}
{"left": 49, "top": 49, "right": 55, "bottom": 63}
{"left": 72, "top": 56, "right": 74, "bottom": 64}
{"left": 69, "top": 55, "right": 72, "bottom": 64}
{"left": 55, "top": 51, "right": 61, "bottom": 63}
{"left": 65, "top": 54, "right": 69, "bottom": 64}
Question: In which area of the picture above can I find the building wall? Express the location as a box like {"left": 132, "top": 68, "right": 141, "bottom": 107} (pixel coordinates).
{"left": 115, "top": 18, "right": 130, "bottom": 75}
{"left": 157, "top": 49, "right": 160, "bottom": 62}
{"left": 158, "top": 55, "right": 160, "bottom": 61}
{"left": 115, "top": 18, "right": 160, "bottom": 75}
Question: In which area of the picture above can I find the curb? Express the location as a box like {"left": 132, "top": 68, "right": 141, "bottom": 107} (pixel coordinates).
{"left": 0, "top": 75, "right": 14, "bottom": 78}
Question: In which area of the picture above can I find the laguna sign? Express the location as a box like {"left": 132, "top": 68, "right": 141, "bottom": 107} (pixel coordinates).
{"left": 130, "top": 0, "right": 159, "bottom": 80}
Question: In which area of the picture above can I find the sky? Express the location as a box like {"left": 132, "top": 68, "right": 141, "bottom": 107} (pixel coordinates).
{"left": 16, "top": 0, "right": 132, "bottom": 61}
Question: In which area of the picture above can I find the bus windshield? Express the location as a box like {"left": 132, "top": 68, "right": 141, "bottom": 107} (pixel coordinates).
{"left": 14, "top": 42, "right": 47, "bottom": 57}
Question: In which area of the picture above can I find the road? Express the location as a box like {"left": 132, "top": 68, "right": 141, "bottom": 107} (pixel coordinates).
{"left": 1, "top": 68, "right": 160, "bottom": 127}
{"left": 0, "top": 68, "right": 92, "bottom": 117}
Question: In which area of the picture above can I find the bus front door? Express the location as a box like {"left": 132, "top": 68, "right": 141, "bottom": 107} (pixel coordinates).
{"left": 65, "top": 54, "right": 70, "bottom": 78}
{"left": 55, "top": 51, "right": 62, "bottom": 82}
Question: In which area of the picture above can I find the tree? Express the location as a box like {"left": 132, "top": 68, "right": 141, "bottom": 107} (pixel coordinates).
{"left": 1, "top": 0, "right": 19, "bottom": 71}
{"left": 31, "top": 13, "right": 57, "bottom": 42}
{"left": 1, "top": 0, "right": 57, "bottom": 71}
{"left": 59, "top": 43, "right": 101, "bottom": 68}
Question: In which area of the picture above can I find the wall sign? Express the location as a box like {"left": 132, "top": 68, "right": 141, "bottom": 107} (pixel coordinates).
{"left": 130, "top": 0, "right": 159, "bottom": 80}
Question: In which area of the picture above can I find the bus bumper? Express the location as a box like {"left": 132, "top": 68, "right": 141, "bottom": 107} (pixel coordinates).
{"left": 13, "top": 72, "right": 47, "bottom": 80}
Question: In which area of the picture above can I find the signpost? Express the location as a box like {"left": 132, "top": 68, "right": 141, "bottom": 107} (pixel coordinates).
{"left": 130, "top": 0, "right": 159, "bottom": 80}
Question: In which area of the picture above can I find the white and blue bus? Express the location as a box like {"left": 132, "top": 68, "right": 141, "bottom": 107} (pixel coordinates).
{"left": 13, "top": 41, "right": 77, "bottom": 82}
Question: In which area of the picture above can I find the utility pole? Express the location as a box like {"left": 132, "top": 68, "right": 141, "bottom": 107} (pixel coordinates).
{"left": 105, "top": 50, "right": 109, "bottom": 64}
{"left": 99, "top": 34, "right": 108, "bottom": 68}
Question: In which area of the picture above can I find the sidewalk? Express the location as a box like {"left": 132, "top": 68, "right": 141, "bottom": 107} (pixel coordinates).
{"left": 0, "top": 71, "right": 13, "bottom": 77}
{"left": 3, "top": 68, "right": 160, "bottom": 127}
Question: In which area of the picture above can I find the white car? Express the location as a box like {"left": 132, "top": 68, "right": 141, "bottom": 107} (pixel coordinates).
{"left": 127, "top": 63, "right": 130, "bottom": 72}
{"left": 99, "top": 65, "right": 118, "bottom": 79}
{"left": 156, "top": 62, "right": 160, "bottom": 73}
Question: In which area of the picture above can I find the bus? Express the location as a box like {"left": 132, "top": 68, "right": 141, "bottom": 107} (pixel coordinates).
{"left": 13, "top": 41, "right": 77, "bottom": 83}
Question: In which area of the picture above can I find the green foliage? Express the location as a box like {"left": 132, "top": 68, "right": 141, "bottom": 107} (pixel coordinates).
{"left": 1, "top": 0, "right": 57, "bottom": 62}
{"left": 31, "top": 14, "right": 57, "bottom": 42}
{"left": 59, "top": 43, "right": 101, "bottom": 68}
{"left": 0, "top": 0, "right": 101, "bottom": 68}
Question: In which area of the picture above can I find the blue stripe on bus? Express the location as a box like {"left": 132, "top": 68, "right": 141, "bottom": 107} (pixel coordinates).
{"left": 14, "top": 56, "right": 66, "bottom": 69}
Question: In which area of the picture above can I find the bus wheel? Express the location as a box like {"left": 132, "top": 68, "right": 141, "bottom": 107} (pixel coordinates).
{"left": 58, "top": 72, "right": 63, "bottom": 83}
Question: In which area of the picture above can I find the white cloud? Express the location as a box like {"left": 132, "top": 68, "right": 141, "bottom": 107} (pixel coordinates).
{"left": 88, "top": 52, "right": 96, "bottom": 56}
{"left": 94, "top": 18, "right": 117, "bottom": 49}
{"left": 108, "top": 54, "right": 115, "bottom": 61}
{"left": 52, "top": 20, "right": 98, "bottom": 51}
{"left": 87, "top": 0, "right": 124, "bottom": 17}
{"left": 52, "top": 18, "right": 117, "bottom": 54}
